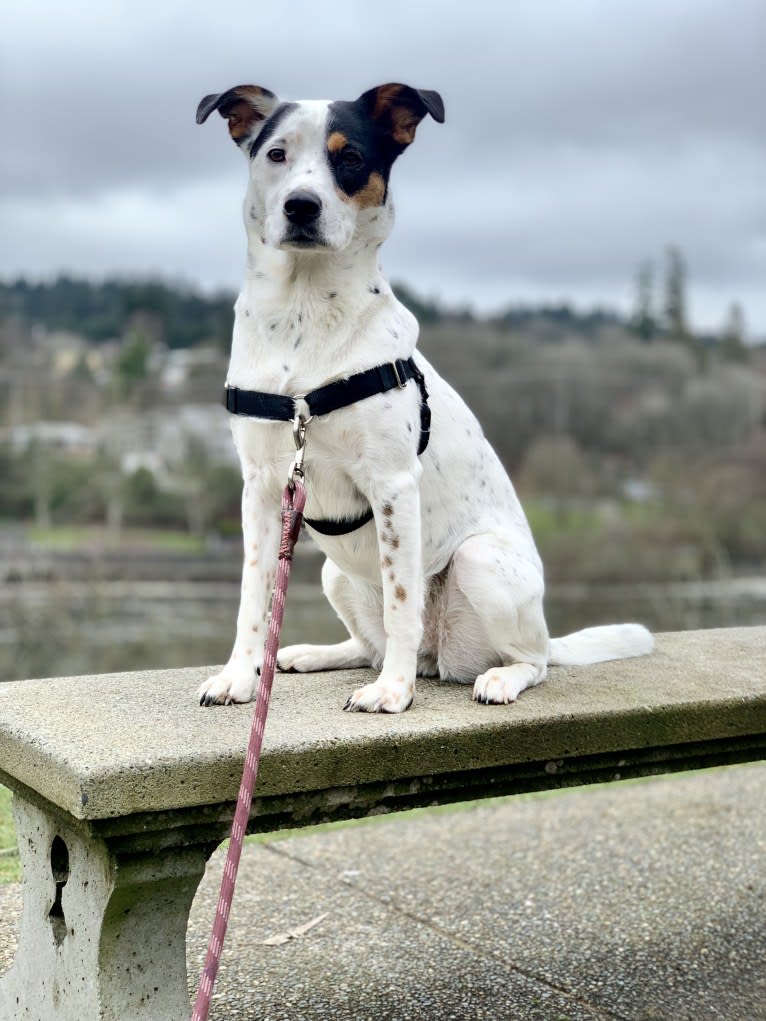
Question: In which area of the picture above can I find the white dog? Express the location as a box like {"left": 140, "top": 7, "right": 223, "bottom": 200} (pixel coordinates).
{"left": 196, "top": 82, "right": 653, "bottom": 712}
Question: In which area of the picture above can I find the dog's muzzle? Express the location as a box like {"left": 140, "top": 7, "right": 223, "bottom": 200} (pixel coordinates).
{"left": 284, "top": 190, "right": 322, "bottom": 227}
{"left": 282, "top": 189, "right": 326, "bottom": 247}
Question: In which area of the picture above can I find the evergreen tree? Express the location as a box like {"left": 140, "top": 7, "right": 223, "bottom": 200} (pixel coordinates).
{"left": 631, "top": 260, "right": 657, "bottom": 342}
{"left": 115, "top": 332, "right": 151, "bottom": 394}
{"left": 662, "top": 245, "right": 689, "bottom": 342}
{"left": 720, "top": 301, "right": 748, "bottom": 362}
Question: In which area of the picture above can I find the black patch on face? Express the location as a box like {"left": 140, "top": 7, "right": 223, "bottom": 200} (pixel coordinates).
{"left": 326, "top": 100, "right": 401, "bottom": 202}
{"left": 249, "top": 102, "right": 299, "bottom": 159}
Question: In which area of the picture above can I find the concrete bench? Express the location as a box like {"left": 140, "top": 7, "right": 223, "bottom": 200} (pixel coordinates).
{"left": 0, "top": 626, "right": 764, "bottom": 1021}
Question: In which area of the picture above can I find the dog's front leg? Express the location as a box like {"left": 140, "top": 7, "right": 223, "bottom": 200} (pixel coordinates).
{"left": 345, "top": 473, "right": 423, "bottom": 713}
{"left": 199, "top": 473, "right": 280, "bottom": 705}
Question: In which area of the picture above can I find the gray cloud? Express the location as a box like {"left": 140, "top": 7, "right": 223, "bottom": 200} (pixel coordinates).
{"left": 1, "top": 0, "right": 764, "bottom": 332}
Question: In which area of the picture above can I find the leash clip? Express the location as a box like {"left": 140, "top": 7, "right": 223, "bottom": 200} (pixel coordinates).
{"left": 289, "top": 411, "right": 311, "bottom": 488}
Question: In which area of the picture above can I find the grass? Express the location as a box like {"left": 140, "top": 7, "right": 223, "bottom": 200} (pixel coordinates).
{"left": 523, "top": 499, "right": 606, "bottom": 541}
{"left": 26, "top": 525, "right": 208, "bottom": 555}
{"left": 0, "top": 786, "right": 20, "bottom": 884}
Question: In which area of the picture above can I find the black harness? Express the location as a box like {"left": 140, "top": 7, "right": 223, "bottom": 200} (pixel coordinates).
{"left": 223, "top": 356, "right": 430, "bottom": 535}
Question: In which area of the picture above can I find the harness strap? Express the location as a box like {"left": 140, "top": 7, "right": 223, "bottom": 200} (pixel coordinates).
{"left": 224, "top": 356, "right": 425, "bottom": 423}
{"left": 224, "top": 356, "right": 431, "bottom": 537}
{"left": 304, "top": 506, "right": 375, "bottom": 535}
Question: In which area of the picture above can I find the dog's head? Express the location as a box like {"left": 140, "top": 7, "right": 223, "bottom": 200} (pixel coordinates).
{"left": 197, "top": 83, "right": 444, "bottom": 253}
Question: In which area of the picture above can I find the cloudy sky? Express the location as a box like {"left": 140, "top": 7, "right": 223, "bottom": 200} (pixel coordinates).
{"left": 1, "top": 0, "right": 764, "bottom": 334}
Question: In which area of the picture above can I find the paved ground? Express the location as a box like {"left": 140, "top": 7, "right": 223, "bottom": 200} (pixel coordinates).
{"left": 2, "top": 764, "right": 765, "bottom": 1020}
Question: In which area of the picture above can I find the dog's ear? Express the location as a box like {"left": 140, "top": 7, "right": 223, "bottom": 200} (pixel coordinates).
{"left": 196, "top": 86, "right": 280, "bottom": 148}
{"left": 358, "top": 83, "right": 444, "bottom": 149}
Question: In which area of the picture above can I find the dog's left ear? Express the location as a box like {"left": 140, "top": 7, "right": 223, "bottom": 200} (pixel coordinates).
{"left": 358, "top": 83, "right": 445, "bottom": 149}
{"left": 196, "top": 85, "right": 280, "bottom": 148}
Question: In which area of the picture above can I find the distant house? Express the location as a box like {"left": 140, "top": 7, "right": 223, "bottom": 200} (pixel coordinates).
{"left": 119, "top": 450, "right": 167, "bottom": 477}
{"left": 155, "top": 404, "right": 238, "bottom": 466}
{"left": 8, "top": 421, "right": 98, "bottom": 457}
{"left": 94, "top": 404, "right": 238, "bottom": 475}
{"left": 30, "top": 328, "right": 86, "bottom": 376}
{"left": 160, "top": 346, "right": 222, "bottom": 392}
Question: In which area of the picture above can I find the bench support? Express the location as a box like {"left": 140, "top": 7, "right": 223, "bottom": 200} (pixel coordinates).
{"left": 0, "top": 791, "right": 217, "bottom": 1021}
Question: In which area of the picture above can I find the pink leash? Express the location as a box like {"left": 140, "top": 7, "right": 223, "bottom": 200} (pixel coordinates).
{"left": 191, "top": 475, "right": 306, "bottom": 1021}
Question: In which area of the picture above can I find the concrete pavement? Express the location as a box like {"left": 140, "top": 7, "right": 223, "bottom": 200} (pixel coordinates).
{"left": 178, "top": 763, "right": 766, "bottom": 1021}
{"left": 1, "top": 763, "right": 764, "bottom": 1019}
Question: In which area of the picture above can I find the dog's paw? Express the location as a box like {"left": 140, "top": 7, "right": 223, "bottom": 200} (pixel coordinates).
{"left": 198, "top": 663, "right": 259, "bottom": 706}
{"left": 343, "top": 677, "right": 414, "bottom": 714}
{"left": 472, "top": 663, "right": 542, "bottom": 705}
{"left": 278, "top": 644, "right": 330, "bottom": 673}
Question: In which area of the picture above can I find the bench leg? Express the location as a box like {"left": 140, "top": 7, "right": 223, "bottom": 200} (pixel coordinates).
{"left": 0, "top": 792, "right": 212, "bottom": 1021}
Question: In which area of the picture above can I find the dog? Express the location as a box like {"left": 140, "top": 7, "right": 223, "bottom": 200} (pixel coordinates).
{"left": 195, "top": 81, "right": 653, "bottom": 712}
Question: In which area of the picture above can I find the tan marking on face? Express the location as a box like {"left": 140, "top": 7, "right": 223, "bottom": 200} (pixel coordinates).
{"left": 391, "top": 535, "right": 400, "bottom": 550}
{"left": 382, "top": 503, "right": 394, "bottom": 517}
{"left": 382, "top": 555, "right": 393, "bottom": 568}
{"left": 327, "top": 131, "right": 348, "bottom": 153}
{"left": 395, "top": 584, "right": 407, "bottom": 602}
{"left": 353, "top": 171, "right": 386, "bottom": 209}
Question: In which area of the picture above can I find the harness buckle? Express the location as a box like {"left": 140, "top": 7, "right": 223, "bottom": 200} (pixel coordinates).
{"left": 223, "top": 383, "right": 238, "bottom": 415}
{"left": 392, "top": 359, "right": 408, "bottom": 388}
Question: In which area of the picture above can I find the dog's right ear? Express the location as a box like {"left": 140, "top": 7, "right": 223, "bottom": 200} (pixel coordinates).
{"left": 196, "top": 86, "right": 280, "bottom": 149}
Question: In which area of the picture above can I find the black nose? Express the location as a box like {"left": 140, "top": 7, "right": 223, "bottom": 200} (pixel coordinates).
{"left": 284, "top": 190, "right": 322, "bottom": 226}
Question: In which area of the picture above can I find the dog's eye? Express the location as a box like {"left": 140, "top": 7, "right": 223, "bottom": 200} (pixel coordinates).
{"left": 267, "top": 147, "right": 286, "bottom": 163}
{"left": 341, "top": 148, "right": 364, "bottom": 169}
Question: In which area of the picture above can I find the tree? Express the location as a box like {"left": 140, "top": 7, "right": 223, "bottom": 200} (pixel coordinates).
{"left": 630, "top": 260, "right": 657, "bottom": 342}
{"left": 719, "top": 301, "right": 748, "bottom": 362}
{"left": 114, "top": 332, "right": 151, "bottom": 395}
{"left": 662, "top": 245, "right": 689, "bottom": 342}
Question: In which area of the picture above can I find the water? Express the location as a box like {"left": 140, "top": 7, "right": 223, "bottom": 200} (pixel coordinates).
{"left": 2, "top": 549, "right": 764, "bottom": 683}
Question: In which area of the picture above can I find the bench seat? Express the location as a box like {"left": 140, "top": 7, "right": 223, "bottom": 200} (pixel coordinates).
{"left": 0, "top": 626, "right": 764, "bottom": 1020}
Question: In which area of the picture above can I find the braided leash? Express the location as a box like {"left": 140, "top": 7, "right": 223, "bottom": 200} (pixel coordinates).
{"left": 191, "top": 476, "right": 306, "bottom": 1021}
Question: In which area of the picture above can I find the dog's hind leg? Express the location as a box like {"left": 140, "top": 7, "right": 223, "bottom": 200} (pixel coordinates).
{"left": 278, "top": 558, "right": 383, "bottom": 673}
{"left": 440, "top": 532, "right": 550, "bottom": 705}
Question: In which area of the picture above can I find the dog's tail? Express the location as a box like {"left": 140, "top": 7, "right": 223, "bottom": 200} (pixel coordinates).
{"left": 548, "top": 623, "right": 654, "bottom": 666}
